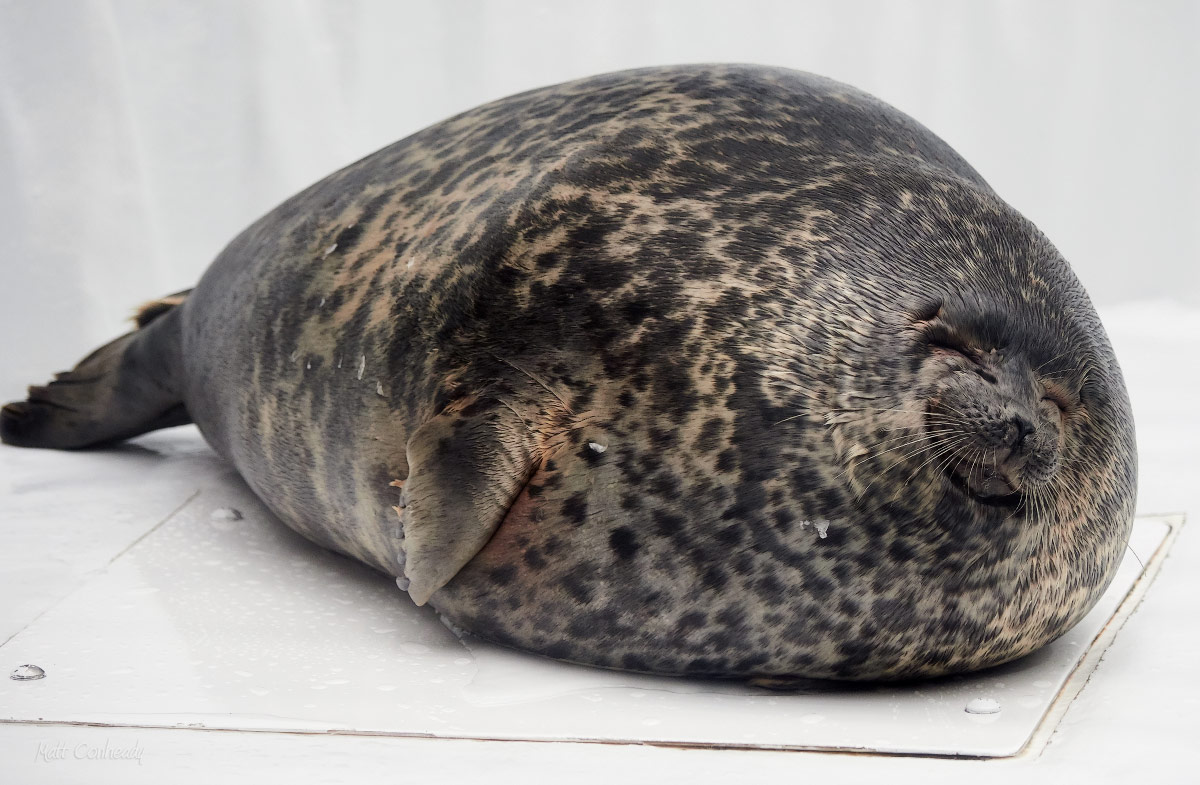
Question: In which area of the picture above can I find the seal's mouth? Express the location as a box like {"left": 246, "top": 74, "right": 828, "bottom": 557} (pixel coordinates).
{"left": 945, "top": 460, "right": 1024, "bottom": 512}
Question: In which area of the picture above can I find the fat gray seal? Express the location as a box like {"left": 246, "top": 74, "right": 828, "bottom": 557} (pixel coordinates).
{"left": 0, "top": 64, "right": 1137, "bottom": 680}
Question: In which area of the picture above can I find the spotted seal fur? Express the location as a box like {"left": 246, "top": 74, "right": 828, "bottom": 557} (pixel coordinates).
{"left": 0, "top": 65, "right": 1137, "bottom": 680}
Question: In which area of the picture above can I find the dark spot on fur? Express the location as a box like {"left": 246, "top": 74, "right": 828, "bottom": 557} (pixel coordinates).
{"left": 561, "top": 493, "right": 588, "bottom": 525}
{"left": 334, "top": 223, "right": 364, "bottom": 253}
{"left": 701, "top": 566, "right": 727, "bottom": 591}
{"left": 652, "top": 509, "right": 685, "bottom": 537}
{"left": 693, "top": 417, "right": 724, "bottom": 452}
{"left": 488, "top": 565, "right": 516, "bottom": 586}
{"left": 560, "top": 568, "right": 594, "bottom": 604}
{"left": 608, "top": 527, "right": 639, "bottom": 559}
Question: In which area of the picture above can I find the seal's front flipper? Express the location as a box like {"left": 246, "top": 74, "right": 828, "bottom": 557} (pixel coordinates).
{"left": 0, "top": 292, "right": 192, "bottom": 449}
{"left": 399, "top": 394, "right": 563, "bottom": 605}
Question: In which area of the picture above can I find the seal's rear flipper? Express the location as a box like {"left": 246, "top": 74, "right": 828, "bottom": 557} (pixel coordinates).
{"left": 0, "top": 292, "right": 193, "bottom": 449}
{"left": 399, "top": 393, "right": 568, "bottom": 605}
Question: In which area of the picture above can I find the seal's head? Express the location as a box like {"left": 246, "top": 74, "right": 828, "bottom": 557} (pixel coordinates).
{"left": 791, "top": 169, "right": 1138, "bottom": 676}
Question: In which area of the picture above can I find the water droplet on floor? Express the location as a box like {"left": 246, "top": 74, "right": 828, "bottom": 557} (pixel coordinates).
{"left": 211, "top": 508, "right": 243, "bottom": 522}
{"left": 399, "top": 642, "right": 431, "bottom": 655}
{"left": 588, "top": 442, "right": 607, "bottom": 453}
{"left": 965, "top": 697, "right": 1001, "bottom": 715}
{"left": 10, "top": 664, "right": 45, "bottom": 681}
{"left": 640, "top": 718, "right": 661, "bottom": 726}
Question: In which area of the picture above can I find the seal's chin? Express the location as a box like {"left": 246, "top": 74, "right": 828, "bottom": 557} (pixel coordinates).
{"left": 946, "top": 460, "right": 1024, "bottom": 512}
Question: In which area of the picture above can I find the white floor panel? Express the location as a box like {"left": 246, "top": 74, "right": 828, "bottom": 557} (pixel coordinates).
{"left": 0, "top": 433, "right": 225, "bottom": 644}
{"left": 0, "top": 437, "right": 1176, "bottom": 758}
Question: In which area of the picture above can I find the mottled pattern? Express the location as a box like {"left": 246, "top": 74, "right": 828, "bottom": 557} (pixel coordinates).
{"left": 7, "top": 65, "right": 1137, "bottom": 680}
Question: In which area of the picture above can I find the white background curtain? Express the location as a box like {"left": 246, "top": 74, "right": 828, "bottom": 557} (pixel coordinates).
{"left": 1, "top": 0, "right": 1196, "bottom": 400}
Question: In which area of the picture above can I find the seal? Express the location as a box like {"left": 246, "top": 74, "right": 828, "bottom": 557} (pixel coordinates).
{"left": 1, "top": 65, "right": 1136, "bottom": 680}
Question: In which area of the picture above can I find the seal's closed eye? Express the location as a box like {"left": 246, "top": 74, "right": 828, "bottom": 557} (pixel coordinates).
{"left": 919, "top": 323, "right": 1002, "bottom": 383}
{"left": 927, "top": 335, "right": 974, "bottom": 360}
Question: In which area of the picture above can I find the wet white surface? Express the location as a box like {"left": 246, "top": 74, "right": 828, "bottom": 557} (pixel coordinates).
{"left": 0, "top": 446, "right": 1172, "bottom": 755}
{"left": 0, "top": 301, "right": 1197, "bottom": 781}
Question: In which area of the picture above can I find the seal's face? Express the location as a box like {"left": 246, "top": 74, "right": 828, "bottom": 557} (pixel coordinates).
{"left": 911, "top": 298, "right": 1071, "bottom": 515}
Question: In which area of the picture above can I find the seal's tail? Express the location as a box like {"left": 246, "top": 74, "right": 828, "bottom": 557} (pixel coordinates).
{"left": 1, "top": 290, "right": 194, "bottom": 449}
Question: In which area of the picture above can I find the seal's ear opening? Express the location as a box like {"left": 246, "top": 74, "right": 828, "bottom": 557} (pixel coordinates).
{"left": 398, "top": 396, "right": 543, "bottom": 605}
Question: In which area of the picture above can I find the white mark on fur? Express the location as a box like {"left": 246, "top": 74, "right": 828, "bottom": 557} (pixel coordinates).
{"left": 376, "top": 381, "right": 385, "bottom": 396}
{"left": 801, "top": 519, "right": 831, "bottom": 539}
{"left": 323, "top": 243, "right": 338, "bottom": 258}
{"left": 588, "top": 442, "right": 608, "bottom": 453}
{"left": 289, "top": 350, "right": 299, "bottom": 363}
{"left": 357, "top": 355, "right": 366, "bottom": 380}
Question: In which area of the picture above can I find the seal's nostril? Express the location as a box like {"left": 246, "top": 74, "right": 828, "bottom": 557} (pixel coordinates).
{"left": 1010, "top": 416, "right": 1035, "bottom": 450}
